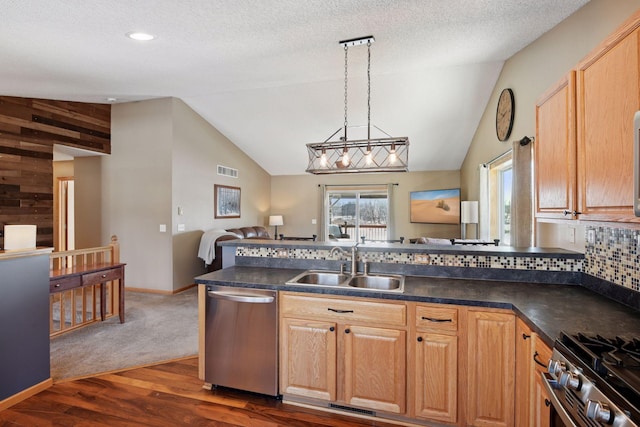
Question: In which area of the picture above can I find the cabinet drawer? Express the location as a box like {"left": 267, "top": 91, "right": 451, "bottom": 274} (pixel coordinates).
{"left": 415, "top": 305, "right": 458, "bottom": 332}
{"left": 280, "top": 293, "right": 406, "bottom": 327}
{"left": 82, "top": 267, "right": 122, "bottom": 286}
{"left": 49, "top": 275, "right": 81, "bottom": 293}
{"left": 533, "top": 335, "right": 553, "bottom": 374}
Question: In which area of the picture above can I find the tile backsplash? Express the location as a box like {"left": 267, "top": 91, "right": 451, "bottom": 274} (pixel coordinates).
{"left": 585, "top": 226, "right": 640, "bottom": 292}
{"left": 235, "top": 246, "right": 583, "bottom": 272}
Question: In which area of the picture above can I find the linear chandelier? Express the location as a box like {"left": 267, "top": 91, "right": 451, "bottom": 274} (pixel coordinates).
{"left": 306, "top": 36, "right": 409, "bottom": 174}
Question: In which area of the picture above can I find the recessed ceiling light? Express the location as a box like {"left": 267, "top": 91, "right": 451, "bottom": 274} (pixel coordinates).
{"left": 106, "top": 97, "right": 117, "bottom": 103}
{"left": 126, "top": 31, "right": 156, "bottom": 41}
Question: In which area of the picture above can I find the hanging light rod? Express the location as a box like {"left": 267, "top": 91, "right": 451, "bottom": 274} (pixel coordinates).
{"left": 306, "top": 35, "right": 409, "bottom": 175}
{"left": 339, "top": 35, "right": 375, "bottom": 47}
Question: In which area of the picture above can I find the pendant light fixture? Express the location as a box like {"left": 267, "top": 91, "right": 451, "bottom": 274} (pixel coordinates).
{"left": 306, "top": 36, "right": 409, "bottom": 174}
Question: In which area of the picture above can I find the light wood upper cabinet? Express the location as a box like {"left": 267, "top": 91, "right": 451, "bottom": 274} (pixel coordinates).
{"left": 535, "top": 13, "right": 640, "bottom": 223}
{"left": 535, "top": 72, "right": 577, "bottom": 220}
{"left": 576, "top": 26, "right": 640, "bottom": 222}
{"left": 466, "top": 309, "right": 515, "bottom": 427}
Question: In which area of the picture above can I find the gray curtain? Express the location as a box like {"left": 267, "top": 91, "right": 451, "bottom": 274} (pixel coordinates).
{"left": 318, "top": 184, "right": 327, "bottom": 241}
{"left": 387, "top": 183, "right": 396, "bottom": 240}
{"left": 510, "top": 140, "right": 533, "bottom": 247}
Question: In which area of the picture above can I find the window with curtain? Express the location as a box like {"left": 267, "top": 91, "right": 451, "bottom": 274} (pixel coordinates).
{"left": 480, "top": 152, "right": 512, "bottom": 245}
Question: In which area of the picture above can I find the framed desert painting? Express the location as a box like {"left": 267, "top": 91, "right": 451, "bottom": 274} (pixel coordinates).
{"left": 410, "top": 188, "right": 460, "bottom": 224}
{"left": 214, "top": 184, "right": 241, "bottom": 219}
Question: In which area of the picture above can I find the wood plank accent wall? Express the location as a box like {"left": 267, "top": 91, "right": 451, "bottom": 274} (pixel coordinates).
{"left": 0, "top": 96, "right": 111, "bottom": 247}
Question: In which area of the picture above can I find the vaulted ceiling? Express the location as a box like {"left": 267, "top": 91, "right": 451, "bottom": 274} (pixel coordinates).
{"left": 0, "top": 0, "right": 590, "bottom": 175}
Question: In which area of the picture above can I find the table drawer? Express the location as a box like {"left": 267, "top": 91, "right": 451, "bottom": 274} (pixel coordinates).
{"left": 50, "top": 275, "right": 81, "bottom": 293}
{"left": 415, "top": 304, "right": 458, "bottom": 332}
{"left": 82, "top": 267, "right": 122, "bottom": 286}
{"left": 280, "top": 292, "right": 406, "bottom": 327}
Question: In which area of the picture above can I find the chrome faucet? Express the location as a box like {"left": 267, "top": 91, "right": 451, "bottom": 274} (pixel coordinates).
{"left": 329, "top": 244, "right": 358, "bottom": 274}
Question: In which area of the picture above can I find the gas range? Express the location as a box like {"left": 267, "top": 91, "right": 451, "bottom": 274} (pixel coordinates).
{"left": 544, "top": 331, "right": 639, "bottom": 427}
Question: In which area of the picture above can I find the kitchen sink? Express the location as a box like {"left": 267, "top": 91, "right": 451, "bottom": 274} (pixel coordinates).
{"left": 286, "top": 270, "right": 404, "bottom": 293}
{"left": 288, "top": 270, "right": 351, "bottom": 287}
{"left": 347, "top": 274, "right": 404, "bottom": 292}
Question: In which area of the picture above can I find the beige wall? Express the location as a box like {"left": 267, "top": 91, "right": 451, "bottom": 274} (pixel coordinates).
{"left": 460, "top": 0, "right": 640, "bottom": 250}
{"left": 104, "top": 97, "right": 271, "bottom": 292}
{"left": 170, "top": 98, "right": 271, "bottom": 289}
{"left": 271, "top": 170, "right": 460, "bottom": 241}
{"left": 74, "top": 156, "right": 103, "bottom": 249}
{"left": 52, "top": 160, "right": 73, "bottom": 251}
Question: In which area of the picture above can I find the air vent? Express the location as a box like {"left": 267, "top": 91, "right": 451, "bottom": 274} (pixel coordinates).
{"left": 217, "top": 165, "right": 238, "bottom": 178}
{"left": 328, "top": 403, "right": 375, "bottom": 417}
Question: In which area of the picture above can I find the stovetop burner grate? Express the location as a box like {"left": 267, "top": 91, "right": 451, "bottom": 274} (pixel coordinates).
{"left": 558, "top": 331, "right": 640, "bottom": 424}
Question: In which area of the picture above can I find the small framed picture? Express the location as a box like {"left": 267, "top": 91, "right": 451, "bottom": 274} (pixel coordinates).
{"left": 214, "top": 184, "right": 241, "bottom": 219}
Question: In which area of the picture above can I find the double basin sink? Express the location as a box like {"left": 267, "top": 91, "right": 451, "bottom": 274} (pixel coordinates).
{"left": 286, "top": 270, "right": 404, "bottom": 293}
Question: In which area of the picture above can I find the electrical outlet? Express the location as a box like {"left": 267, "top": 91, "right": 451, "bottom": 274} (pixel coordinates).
{"left": 159, "top": 224, "right": 167, "bottom": 233}
{"left": 568, "top": 227, "right": 576, "bottom": 244}
{"left": 587, "top": 229, "right": 596, "bottom": 245}
{"left": 311, "top": 218, "right": 317, "bottom": 224}
{"left": 276, "top": 248, "right": 288, "bottom": 258}
{"left": 414, "top": 254, "right": 430, "bottom": 264}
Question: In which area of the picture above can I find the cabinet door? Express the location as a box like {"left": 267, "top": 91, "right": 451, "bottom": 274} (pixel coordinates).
{"left": 343, "top": 324, "right": 406, "bottom": 414}
{"left": 467, "top": 310, "right": 515, "bottom": 427}
{"left": 280, "top": 317, "right": 337, "bottom": 401}
{"left": 533, "top": 373, "right": 551, "bottom": 427}
{"left": 532, "top": 336, "right": 553, "bottom": 427}
{"left": 535, "top": 72, "right": 577, "bottom": 220}
{"left": 576, "top": 27, "right": 640, "bottom": 221}
{"left": 414, "top": 332, "right": 457, "bottom": 424}
{"left": 515, "top": 319, "right": 533, "bottom": 427}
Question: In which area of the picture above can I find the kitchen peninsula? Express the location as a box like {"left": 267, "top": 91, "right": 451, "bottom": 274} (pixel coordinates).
{"left": 195, "top": 239, "right": 640, "bottom": 427}
{"left": 0, "top": 248, "right": 52, "bottom": 410}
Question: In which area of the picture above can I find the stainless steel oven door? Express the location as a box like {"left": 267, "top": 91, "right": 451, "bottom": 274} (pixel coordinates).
{"left": 541, "top": 372, "right": 579, "bottom": 427}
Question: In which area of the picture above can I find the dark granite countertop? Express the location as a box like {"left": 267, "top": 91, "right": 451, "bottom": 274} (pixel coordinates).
{"left": 218, "top": 238, "right": 584, "bottom": 259}
{"left": 195, "top": 266, "right": 640, "bottom": 347}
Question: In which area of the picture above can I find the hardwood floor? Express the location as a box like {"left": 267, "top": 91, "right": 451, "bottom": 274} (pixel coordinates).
{"left": 0, "top": 357, "right": 399, "bottom": 426}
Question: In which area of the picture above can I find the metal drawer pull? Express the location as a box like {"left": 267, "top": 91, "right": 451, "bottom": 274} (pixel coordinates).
{"left": 54, "top": 283, "right": 61, "bottom": 287}
{"left": 533, "top": 351, "right": 548, "bottom": 368}
{"left": 422, "top": 316, "right": 452, "bottom": 323}
{"left": 522, "top": 333, "right": 531, "bottom": 340}
{"left": 328, "top": 308, "right": 354, "bottom": 313}
{"left": 101, "top": 274, "right": 107, "bottom": 278}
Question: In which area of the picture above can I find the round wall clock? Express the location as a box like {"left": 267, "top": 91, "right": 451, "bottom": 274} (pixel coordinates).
{"left": 496, "top": 88, "right": 515, "bottom": 142}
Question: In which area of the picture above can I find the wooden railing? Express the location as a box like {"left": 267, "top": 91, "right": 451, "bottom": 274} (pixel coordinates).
{"left": 49, "top": 236, "right": 120, "bottom": 336}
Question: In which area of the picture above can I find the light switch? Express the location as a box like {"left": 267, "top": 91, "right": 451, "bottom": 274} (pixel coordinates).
{"left": 159, "top": 224, "right": 167, "bottom": 233}
{"left": 311, "top": 219, "right": 317, "bottom": 225}
{"left": 177, "top": 223, "right": 185, "bottom": 232}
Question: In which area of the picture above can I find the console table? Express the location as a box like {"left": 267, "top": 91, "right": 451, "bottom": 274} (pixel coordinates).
{"left": 50, "top": 262, "right": 126, "bottom": 327}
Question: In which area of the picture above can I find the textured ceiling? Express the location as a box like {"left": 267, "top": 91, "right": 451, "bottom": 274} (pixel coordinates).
{"left": 0, "top": 0, "right": 590, "bottom": 175}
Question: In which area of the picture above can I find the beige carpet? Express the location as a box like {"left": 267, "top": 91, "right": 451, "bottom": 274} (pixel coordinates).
{"left": 50, "top": 287, "right": 198, "bottom": 380}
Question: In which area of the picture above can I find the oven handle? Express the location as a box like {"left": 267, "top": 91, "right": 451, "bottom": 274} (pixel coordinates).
{"left": 540, "top": 371, "right": 579, "bottom": 427}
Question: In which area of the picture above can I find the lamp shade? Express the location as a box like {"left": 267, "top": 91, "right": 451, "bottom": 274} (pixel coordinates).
{"left": 3, "top": 224, "right": 37, "bottom": 250}
{"left": 269, "top": 215, "right": 284, "bottom": 226}
{"left": 461, "top": 201, "right": 479, "bottom": 224}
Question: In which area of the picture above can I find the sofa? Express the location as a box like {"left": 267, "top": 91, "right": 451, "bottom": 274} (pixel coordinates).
{"left": 200, "top": 226, "right": 272, "bottom": 272}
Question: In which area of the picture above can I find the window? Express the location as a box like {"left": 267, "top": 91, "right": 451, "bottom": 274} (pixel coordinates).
{"left": 325, "top": 187, "right": 389, "bottom": 242}
{"left": 482, "top": 152, "right": 512, "bottom": 245}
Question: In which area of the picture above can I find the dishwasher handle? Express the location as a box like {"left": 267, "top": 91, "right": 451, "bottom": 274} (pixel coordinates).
{"left": 207, "top": 290, "right": 274, "bottom": 304}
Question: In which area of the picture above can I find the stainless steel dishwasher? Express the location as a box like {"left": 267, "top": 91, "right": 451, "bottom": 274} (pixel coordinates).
{"left": 204, "top": 285, "right": 278, "bottom": 396}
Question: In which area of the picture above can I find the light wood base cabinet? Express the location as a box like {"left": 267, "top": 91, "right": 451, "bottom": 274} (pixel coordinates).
{"left": 466, "top": 309, "right": 515, "bottom": 427}
{"left": 279, "top": 292, "right": 407, "bottom": 414}
{"left": 280, "top": 317, "right": 337, "bottom": 401}
{"left": 411, "top": 303, "right": 459, "bottom": 425}
{"left": 532, "top": 336, "right": 553, "bottom": 427}
{"left": 344, "top": 325, "right": 406, "bottom": 413}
